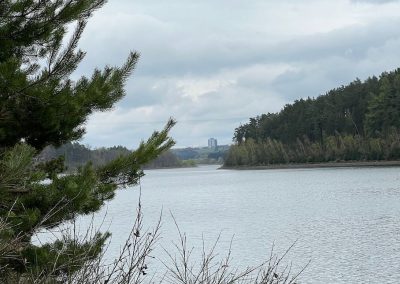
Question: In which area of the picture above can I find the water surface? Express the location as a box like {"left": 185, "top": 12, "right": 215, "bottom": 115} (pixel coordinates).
{"left": 70, "top": 165, "right": 400, "bottom": 283}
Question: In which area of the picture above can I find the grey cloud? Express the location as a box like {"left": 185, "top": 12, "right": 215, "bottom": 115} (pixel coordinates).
{"left": 80, "top": 1, "right": 400, "bottom": 147}
{"left": 78, "top": 13, "right": 400, "bottom": 80}
{"left": 259, "top": 19, "right": 400, "bottom": 102}
{"left": 116, "top": 76, "right": 170, "bottom": 108}
{"left": 351, "top": 0, "right": 399, "bottom": 3}
{"left": 265, "top": 19, "right": 400, "bottom": 63}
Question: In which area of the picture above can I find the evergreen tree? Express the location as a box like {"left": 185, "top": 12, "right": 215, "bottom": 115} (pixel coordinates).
{"left": 365, "top": 77, "right": 391, "bottom": 136}
{"left": 0, "top": 0, "right": 175, "bottom": 281}
{"left": 226, "top": 69, "right": 400, "bottom": 167}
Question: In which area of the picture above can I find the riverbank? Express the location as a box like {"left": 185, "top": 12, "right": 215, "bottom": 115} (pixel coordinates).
{"left": 220, "top": 160, "right": 400, "bottom": 170}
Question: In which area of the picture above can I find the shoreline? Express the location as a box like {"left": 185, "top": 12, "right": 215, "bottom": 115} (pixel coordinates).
{"left": 220, "top": 160, "right": 400, "bottom": 170}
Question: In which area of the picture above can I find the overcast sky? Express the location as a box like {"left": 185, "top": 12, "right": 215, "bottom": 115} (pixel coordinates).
{"left": 75, "top": 0, "right": 400, "bottom": 148}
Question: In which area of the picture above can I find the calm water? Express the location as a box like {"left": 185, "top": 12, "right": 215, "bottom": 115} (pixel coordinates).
{"left": 54, "top": 165, "right": 400, "bottom": 283}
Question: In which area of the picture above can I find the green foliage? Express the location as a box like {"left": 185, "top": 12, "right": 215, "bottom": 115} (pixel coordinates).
{"left": 227, "top": 69, "right": 400, "bottom": 167}
{"left": 0, "top": 144, "right": 43, "bottom": 195}
{"left": 37, "top": 155, "right": 66, "bottom": 178}
{"left": 0, "top": 0, "right": 175, "bottom": 281}
{"left": 41, "top": 140, "right": 192, "bottom": 171}
{"left": 365, "top": 75, "right": 400, "bottom": 136}
{"left": 225, "top": 130, "right": 400, "bottom": 167}
{"left": 97, "top": 118, "right": 176, "bottom": 186}
{"left": 0, "top": 0, "right": 139, "bottom": 149}
{"left": 39, "top": 143, "right": 132, "bottom": 170}
{"left": 172, "top": 145, "right": 230, "bottom": 165}
{"left": 180, "top": 159, "right": 197, "bottom": 167}
{"left": 144, "top": 150, "right": 183, "bottom": 169}
{"left": 19, "top": 232, "right": 109, "bottom": 276}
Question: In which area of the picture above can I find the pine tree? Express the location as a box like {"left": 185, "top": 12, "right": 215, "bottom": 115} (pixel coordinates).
{"left": 0, "top": 0, "right": 175, "bottom": 281}
{"left": 365, "top": 77, "right": 392, "bottom": 136}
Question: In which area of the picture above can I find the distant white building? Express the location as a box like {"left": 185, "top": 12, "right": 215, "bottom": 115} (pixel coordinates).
{"left": 208, "top": 138, "right": 218, "bottom": 149}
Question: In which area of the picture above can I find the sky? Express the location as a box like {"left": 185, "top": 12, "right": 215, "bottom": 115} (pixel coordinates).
{"left": 75, "top": 0, "right": 400, "bottom": 148}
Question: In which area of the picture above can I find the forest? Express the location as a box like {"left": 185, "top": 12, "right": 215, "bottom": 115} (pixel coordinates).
{"left": 39, "top": 143, "right": 189, "bottom": 170}
{"left": 225, "top": 69, "right": 400, "bottom": 166}
{"left": 38, "top": 143, "right": 230, "bottom": 169}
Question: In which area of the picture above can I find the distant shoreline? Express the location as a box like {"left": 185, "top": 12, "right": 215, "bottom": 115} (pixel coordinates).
{"left": 220, "top": 160, "right": 400, "bottom": 170}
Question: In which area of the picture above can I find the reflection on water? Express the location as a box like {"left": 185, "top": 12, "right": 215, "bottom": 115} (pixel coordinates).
{"left": 57, "top": 165, "right": 400, "bottom": 283}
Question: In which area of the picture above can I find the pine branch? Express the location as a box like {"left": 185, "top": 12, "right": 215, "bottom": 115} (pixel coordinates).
{"left": 98, "top": 118, "right": 176, "bottom": 187}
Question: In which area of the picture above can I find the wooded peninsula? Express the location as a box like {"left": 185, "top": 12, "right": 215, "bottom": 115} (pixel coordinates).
{"left": 224, "top": 69, "right": 400, "bottom": 167}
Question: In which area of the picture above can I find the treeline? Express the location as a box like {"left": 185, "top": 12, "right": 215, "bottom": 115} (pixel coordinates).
{"left": 39, "top": 143, "right": 189, "bottom": 170}
{"left": 226, "top": 69, "right": 400, "bottom": 166}
{"left": 225, "top": 131, "right": 400, "bottom": 166}
{"left": 172, "top": 145, "right": 229, "bottom": 164}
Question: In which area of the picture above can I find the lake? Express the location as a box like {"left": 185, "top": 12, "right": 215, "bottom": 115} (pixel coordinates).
{"left": 60, "top": 165, "right": 400, "bottom": 283}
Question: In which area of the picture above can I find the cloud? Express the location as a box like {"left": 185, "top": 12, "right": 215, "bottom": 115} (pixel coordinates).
{"left": 268, "top": 20, "right": 400, "bottom": 100}
{"left": 351, "top": 0, "right": 399, "bottom": 4}
{"left": 75, "top": 0, "right": 400, "bottom": 148}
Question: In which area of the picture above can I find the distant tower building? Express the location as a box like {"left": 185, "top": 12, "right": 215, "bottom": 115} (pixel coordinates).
{"left": 208, "top": 138, "right": 218, "bottom": 149}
